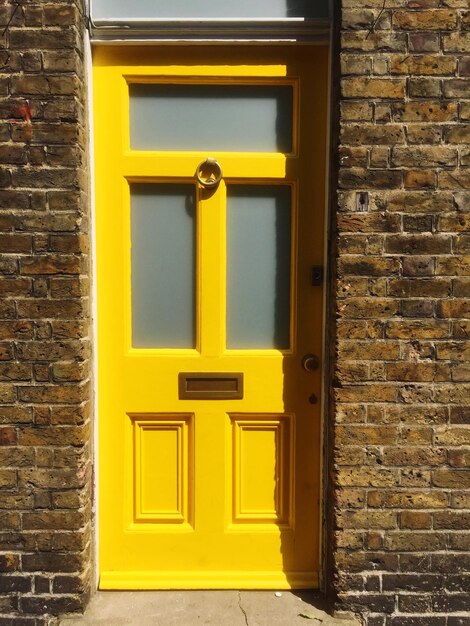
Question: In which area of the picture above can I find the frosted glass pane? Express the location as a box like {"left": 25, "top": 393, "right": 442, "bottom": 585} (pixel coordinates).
{"left": 227, "top": 186, "right": 291, "bottom": 350}
{"left": 131, "top": 184, "right": 195, "bottom": 348}
{"left": 130, "top": 84, "right": 292, "bottom": 153}
{"left": 93, "top": 0, "right": 329, "bottom": 20}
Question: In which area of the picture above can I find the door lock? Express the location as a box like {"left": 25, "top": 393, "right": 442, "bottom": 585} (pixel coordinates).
{"left": 301, "top": 354, "right": 319, "bottom": 372}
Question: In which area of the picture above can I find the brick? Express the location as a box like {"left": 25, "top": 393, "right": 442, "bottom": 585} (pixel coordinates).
{"left": 20, "top": 595, "right": 83, "bottom": 616}
{"left": 9, "top": 29, "right": 79, "bottom": 51}
{"left": 339, "top": 257, "right": 400, "bottom": 276}
{"left": 338, "top": 213, "right": 401, "bottom": 233}
{"left": 339, "top": 168, "right": 403, "bottom": 189}
{"left": 338, "top": 298, "right": 400, "bottom": 318}
{"left": 433, "top": 468, "right": 470, "bottom": 488}
{"left": 432, "top": 594, "right": 470, "bottom": 612}
{"left": 341, "top": 78, "right": 405, "bottom": 99}
{"left": 383, "top": 446, "right": 445, "bottom": 465}
{"left": 337, "top": 425, "right": 398, "bottom": 445}
{"left": 437, "top": 300, "right": 470, "bottom": 319}
{"left": 438, "top": 214, "right": 470, "bottom": 232}
{"left": 435, "top": 427, "right": 470, "bottom": 445}
{"left": 387, "top": 405, "right": 447, "bottom": 424}
{"left": 445, "top": 574, "right": 470, "bottom": 592}
{"left": 0, "top": 576, "right": 31, "bottom": 593}
{"left": 443, "top": 32, "right": 470, "bottom": 52}
{"left": 385, "top": 191, "right": 452, "bottom": 213}
{"left": 403, "top": 257, "right": 435, "bottom": 277}
{"left": 383, "top": 573, "right": 442, "bottom": 591}
{"left": 20, "top": 255, "right": 80, "bottom": 276}
{"left": 436, "top": 257, "right": 470, "bottom": 276}
{"left": 443, "top": 79, "right": 470, "bottom": 97}
{"left": 385, "top": 234, "right": 451, "bottom": 255}
{"left": 390, "top": 618, "right": 446, "bottom": 626}
{"left": 336, "top": 551, "right": 399, "bottom": 573}
{"left": 338, "top": 510, "right": 397, "bottom": 529}
{"left": 389, "top": 279, "right": 451, "bottom": 298}
{"left": 448, "top": 449, "right": 470, "bottom": 467}
{"left": 405, "top": 169, "right": 437, "bottom": 189}
{"left": 397, "top": 594, "right": 431, "bottom": 613}
{"left": 405, "top": 125, "right": 442, "bottom": 145}
{"left": 43, "top": 5, "right": 78, "bottom": 27}
{"left": 399, "top": 511, "right": 432, "bottom": 529}
{"left": 434, "top": 511, "right": 470, "bottom": 529}
{"left": 341, "top": 124, "right": 404, "bottom": 144}
{"left": 391, "top": 54, "right": 457, "bottom": 75}
{"left": 432, "top": 554, "right": 470, "bottom": 574}
{"left": 391, "top": 146, "right": 458, "bottom": 168}
{"left": 409, "top": 33, "right": 440, "bottom": 53}
{"left": 341, "top": 31, "right": 407, "bottom": 53}
{"left": 393, "top": 9, "right": 457, "bottom": 30}
{"left": 337, "top": 468, "right": 399, "bottom": 487}
{"left": 409, "top": 77, "right": 441, "bottom": 97}
{"left": 385, "top": 532, "right": 447, "bottom": 551}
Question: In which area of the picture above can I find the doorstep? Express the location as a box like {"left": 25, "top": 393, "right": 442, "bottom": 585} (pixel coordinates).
{"left": 59, "top": 590, "right": 361, "bottom": 625}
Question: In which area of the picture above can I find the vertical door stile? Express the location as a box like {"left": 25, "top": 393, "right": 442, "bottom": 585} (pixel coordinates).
{"left": 199, "top": 180, "right": 226, "bottom": 358}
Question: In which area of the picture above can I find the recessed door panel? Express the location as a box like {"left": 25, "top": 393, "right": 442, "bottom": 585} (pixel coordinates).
{"left": 232, "top": 414, "right": 293, "bottom": 525}
{"left": 95, "top": 45, "right": 327, "bottom": 589}
{"left": 132, "top": 414, "right": 193, "bottom": 524}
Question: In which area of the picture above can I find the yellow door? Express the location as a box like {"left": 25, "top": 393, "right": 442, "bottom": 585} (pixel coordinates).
{"left": 94, "top": 45, "right": 328, "bottom": 589}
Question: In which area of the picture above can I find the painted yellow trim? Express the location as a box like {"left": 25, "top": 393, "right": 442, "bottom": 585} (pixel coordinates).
{"left": 100, "top": 571, "right": 319, "bottom": 590}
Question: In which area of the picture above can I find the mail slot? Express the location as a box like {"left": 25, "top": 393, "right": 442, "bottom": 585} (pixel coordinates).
{"left": 178, "top": 372, "right": 244, "bottom": 400}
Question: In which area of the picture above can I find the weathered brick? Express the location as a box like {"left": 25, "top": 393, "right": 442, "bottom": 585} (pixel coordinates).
{"left": 342, "top": 77, "right": 405, "bottom": 98}
{"left": 389, "top": 279, "right": 451, "bottom": 298}
{"left": 404, "top": 170, "right": 437, "bottom": 190}
{"left": 386, "top": 191, "right": 452, "bottom": 213}
{"left": 341, "top": 124, "right": 404, "bottom": 144}
{"left": 341, "top": 31, "right": 407, "bottom": 52}
{"left": 443, "top": 79, "right": 470, "bottom": 97}
{"left": 443, "top": 32, "right": 470, "bottom": 53}
{"left": 391, "top": 54, "right": 457, "bottom": 75}
{"left": 400, "top": 511, "right": 432, "bottom": 529}
{"left": 338, "top": 213, "right": 401, "bottom": 233}
{"left": 433, "top": 469, "right": 470, "bottom": 488}
{"left": 385, "top": 532, "right": 447, "bottom": 551}
{"left": 383, "top": 573, "right": 442, "bottom": 591}
{"left": 391, "top": 146, "right": 458, "bottom": 168}
{"left": 393, "top": 9, "right": 457, "bottom": 30}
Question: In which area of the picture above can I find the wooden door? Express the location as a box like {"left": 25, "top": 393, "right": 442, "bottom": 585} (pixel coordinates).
{"left": 94, "top": 45, "right": 328, "bottom": 589}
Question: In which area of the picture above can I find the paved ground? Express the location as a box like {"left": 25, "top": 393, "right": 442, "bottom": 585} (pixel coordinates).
{"left": 59, "top": 591, "right": 361, "bottom": 626}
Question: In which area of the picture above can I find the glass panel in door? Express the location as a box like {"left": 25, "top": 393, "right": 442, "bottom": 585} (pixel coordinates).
{"left": 226, "top": 185, "right": 292, "bottom": 350}
{"left": 130, "top": 84, "right": 293, "bottom": 153}
{"left": 130, "top": 183, "right": 196, "bottom": 348}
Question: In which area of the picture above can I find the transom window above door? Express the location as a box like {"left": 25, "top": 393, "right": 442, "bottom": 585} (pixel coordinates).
{"left": 88, "top": 0, "right": 331, "bottom": 42}
{"left": 91, "top": 0, "right": 330, "bottom": 19}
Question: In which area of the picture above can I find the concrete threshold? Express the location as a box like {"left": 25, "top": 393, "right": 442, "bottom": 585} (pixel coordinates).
{"left": 60, "top": 590, "right": 361, "bottom": 626}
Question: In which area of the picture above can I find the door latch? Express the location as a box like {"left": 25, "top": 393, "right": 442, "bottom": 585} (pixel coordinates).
{"left": 311, "top": 266, "right": 324, "bottom": 287}
{"left": 301, "top": 354, "right": 320, "bottom": 372}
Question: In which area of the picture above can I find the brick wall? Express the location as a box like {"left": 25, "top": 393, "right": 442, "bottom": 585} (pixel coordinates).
{"left": 331, "top": 0, "right": 469, "bottom": 624}
{"left": 0, "top": 1, "right": 92, "bottom": 623}
{"left": 0, "top": 0, "right": 469, "bottom": 623}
